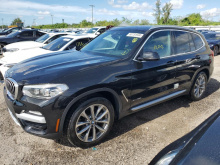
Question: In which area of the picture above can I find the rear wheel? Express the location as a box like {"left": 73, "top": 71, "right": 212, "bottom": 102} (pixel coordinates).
{"left": 189, "top": 72, "right": 207, "bottom": 101}
{"left": 214, "top": 46, "right": 218, "bottom": 56}
{"left": 65, "top": 97, "right": 114, "bottom": 148}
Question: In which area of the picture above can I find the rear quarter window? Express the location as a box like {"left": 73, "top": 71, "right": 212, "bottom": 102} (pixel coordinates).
{"left": 192, "top": 33, "right": 204, "bottom": 50}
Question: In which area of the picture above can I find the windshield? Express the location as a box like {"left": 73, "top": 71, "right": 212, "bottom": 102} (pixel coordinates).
{"left": 36, "top": 33, "right": 51, "bottom": 43}
{"left": 81, "top": 30, "right": 144, "bottom": 57}
{"left": 204, "top": 33, "right": 220, "bottom": 40}
{"left": 86, "top": 28, "right": 98, "bottom": 34}
{"left": 7, "top": 31, "right": 20, "bottom": 38}
{"left": 42, "top": 37, "right": 73, "bottom": 51}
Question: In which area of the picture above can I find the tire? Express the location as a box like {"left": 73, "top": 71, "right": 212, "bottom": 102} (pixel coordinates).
{"left": 64, "top": 97, "right": 114, "bottom": 148}
{"left": 0, "top": 43, "right": 5, "bottom": 55}
{"left": 189, "top": 72, "right": 207, "bottom": 101}
{"left": 214, "top": 46, "right": 218, "bottom": 56}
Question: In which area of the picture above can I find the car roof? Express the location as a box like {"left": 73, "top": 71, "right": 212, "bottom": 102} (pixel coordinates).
{"left": 62, "top": 34, "right": 95, "bottom": 39}
{"left": 111, "top": 25, "right": 198, "bottom": 33}
{"left": 48, "top": 32, "right": 72, "bottom": 36}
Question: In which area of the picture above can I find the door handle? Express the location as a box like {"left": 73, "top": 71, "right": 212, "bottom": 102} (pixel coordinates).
{"left": 167, "top": 61, "right": 175, "bottom": 66}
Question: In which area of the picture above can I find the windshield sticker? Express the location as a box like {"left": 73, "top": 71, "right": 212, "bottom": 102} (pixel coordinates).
{"left": 154, "top": 45, "right": 164, "bottom": 50}
{"left": 132, "top": 38, "right": 138, "bottom": 43}
{"left": 127, "top": 33, "right": 143, "bottom": 38}
{"left": 121, "top": 49, "right": 129, "bottom": 55}
{"left": 63, "top": 38, "right": 71, "bottom": 41}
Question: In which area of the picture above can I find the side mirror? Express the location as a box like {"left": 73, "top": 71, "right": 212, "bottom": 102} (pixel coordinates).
{"left": 17, "top": 35, "right": 20, "bottom": 38}
{"left": 140, "top": 51, "right": 160, "bottom": 61}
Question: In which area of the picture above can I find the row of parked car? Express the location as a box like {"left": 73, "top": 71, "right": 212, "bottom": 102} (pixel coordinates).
{"left": 0, "top": 25, "right": 218, "bottom": 164}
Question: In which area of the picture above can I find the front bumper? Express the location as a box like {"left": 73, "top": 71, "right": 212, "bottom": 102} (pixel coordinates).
{"left": 3, "top": 87, "right": 63, "bottom": 139}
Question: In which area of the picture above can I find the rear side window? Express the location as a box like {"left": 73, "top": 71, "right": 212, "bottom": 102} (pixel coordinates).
{"left": 173, "top": 31, "right": 191, "bottom": 54}
{"left": 143, "top": 31, "right": 172, "bottom": 58}
{"left": 20, "top": 31, "right": 33, "bottom": 37}
{"left": 192, "top": 33, "right": 204, "bottom": 50}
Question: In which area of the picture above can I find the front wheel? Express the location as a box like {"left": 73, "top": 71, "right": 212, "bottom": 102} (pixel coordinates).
{"left": 189, "top": 72, "right": 207, "bottom": 101}
{"left": 65, "top": 97, "right": 114, "bottom": 148}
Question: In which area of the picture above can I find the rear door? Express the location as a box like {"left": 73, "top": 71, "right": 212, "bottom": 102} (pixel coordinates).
{"left": 172, "top": 30, "right": 205, "bottom": 91}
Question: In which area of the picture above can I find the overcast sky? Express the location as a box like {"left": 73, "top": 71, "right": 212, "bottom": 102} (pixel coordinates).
{"left": 0, "top": 0, "right": 219, "bottom": 26}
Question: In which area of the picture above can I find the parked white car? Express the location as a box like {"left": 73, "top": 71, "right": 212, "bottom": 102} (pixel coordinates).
{"left": 83, "top": 26, "right": 106, "bottom": 37}
{"left": 0, "top": 34, "right": 95, "bottom": 79}
{"left": 2, "top": 32, "right": 70, "bottom": 56}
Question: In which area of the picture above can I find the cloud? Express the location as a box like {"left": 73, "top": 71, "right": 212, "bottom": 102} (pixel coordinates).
{"left": 108, "top": 0, "right": 121, "bottom": 8}
{"left": 170, "top": 0, "right": 183, "bottom": 9}
{"left": 117, "top": 0, "right": 128, "bottom": 4}
{"left": 97, "top": 8, "right": 118, "bottom": 15}
{"left": 197, "top": 4, "right": 206, "bottom": 9}
{"left": 142, "top": 12, "right": 153, "bottom": 17}
{"left": 122, "top": 2, "right": 152, "bottom": 11}
{"left": 200, "top": 8, "right": 220, "bottom": 19}
{"left": 38, "top": 11, "right": 50, "bottom": 15}
{"left": 38, "top": 16, "right": 44, "bottom": 20}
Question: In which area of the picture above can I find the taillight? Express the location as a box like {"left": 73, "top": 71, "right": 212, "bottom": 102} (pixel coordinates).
{"left": 209, "top": 50, "right": 214, "bottom": 58}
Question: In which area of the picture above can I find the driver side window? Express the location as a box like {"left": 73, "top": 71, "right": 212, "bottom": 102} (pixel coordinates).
{"left": 143, "top": 31, "right": 171, "bottom": 58}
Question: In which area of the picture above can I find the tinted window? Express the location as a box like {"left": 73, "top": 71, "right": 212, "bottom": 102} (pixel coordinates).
{"left": 192, "top": 33, "right": 204, "bottom": 50}
{"left": 35, "top": 34, "right": 50, "bottom": 43}
{"left": 36, "top": 31, "right": 45, "bottom": 37}
{"left": 204, "top": 33, "right": 220, "bottom": 40}
{"left": 42, "top": 37, "right": 72, "bottom": 51}
{"left": 45, "top": 34, "right": 67, "bottom": 44}
{"left": 98, "top": 28, "right": 106, "bottom": 34}
{"left": 86, "top": 28, "right": 98, "bottom": 34}
{"left": 20, "top": 31, "right": 33, "bottom": 37}
{"left": 81, "top": 30, "right": 144, "bottom": 57}
{"left": 188, "top": 33, "right": 196, "bottom": 51}
{"left": 143, "top": 31, "right": 171, "bottom": 58}
{"left": 173, "top": 31, "right": 190, "bottom": 54}
{"left": 66, "top": 38, "right": 91, "bottom": 51}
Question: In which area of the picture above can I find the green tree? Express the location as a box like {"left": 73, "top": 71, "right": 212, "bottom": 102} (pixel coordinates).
{"left": 161, "top": 2, "right": 173, "bottom": 24}
{"left": 180, "top": 13, "right": 204, "bottom": 26}
{"left": 140, "top": 19, "right": 150, "bottom": 25}
{"left": 153, "top": 0, "right": 161, "bottom": 25}
{"left": 11, "top": 18, "right": 22, "bottom": 25}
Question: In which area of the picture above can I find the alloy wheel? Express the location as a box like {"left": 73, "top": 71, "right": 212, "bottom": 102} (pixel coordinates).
{"left": 194, "top": 74, "right": 206, "bottom": 98}
{"left": 75, "top": 104, "right": 110, "bottom": 142}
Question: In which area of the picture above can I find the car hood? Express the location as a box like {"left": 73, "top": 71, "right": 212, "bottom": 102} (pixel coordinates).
{"left": 5, "top": 41, "right": 43, "bottom": 50}
{"left": 6, "top": 51, "right": 119, "bottom": 84}
{"left": 1, "top": 47, "right": 52, "bottom": 64}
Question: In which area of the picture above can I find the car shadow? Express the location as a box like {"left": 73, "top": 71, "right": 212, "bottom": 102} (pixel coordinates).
{"left": 56, "top": 78, "right": 220, "bottom": 148}
{"left": 103, "top": 78, "right": 220, "bottom": 143}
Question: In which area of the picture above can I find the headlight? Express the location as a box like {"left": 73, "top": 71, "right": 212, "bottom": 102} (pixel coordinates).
{"left": 22, "top": 84, "right": 69, "bottom": 99}
{"left": 6, "top": 48, "right": 19, "bottom": 52}
{"left": 3, "top": 63, "right": 17, "bottom": 68}
{"left": 208, "top": 44, "right": 214, "bottom": 47}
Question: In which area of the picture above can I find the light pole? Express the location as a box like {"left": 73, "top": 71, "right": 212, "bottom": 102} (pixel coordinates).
{"left": 1, "top": 18, "right": 3, "bottom": 29}
{"left": 89, "top": 5, "right": 94, "bottom": 25}
{"left": 51, "top": 15, "right": 54, "bottom": 25}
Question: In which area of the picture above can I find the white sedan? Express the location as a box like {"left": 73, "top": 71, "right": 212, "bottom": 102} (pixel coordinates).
{"left": 0, "top": 34, "right": 94, "bottom": 80}
{"left": 2, "top": 32, "right": 70, "bottom": 56}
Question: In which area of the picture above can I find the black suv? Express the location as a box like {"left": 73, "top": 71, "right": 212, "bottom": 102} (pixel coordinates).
{"left": 0, "top": 29, "right": 45, "bottom": 53}
{"left": 3, "top": 26, "right": 214, "bottom": 148}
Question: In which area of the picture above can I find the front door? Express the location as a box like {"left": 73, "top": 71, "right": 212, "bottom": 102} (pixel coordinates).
{"left": 130, "top": 30, "right": 178, "bottom": 108}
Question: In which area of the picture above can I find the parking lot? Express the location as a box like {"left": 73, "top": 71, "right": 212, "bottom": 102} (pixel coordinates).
{"left": 0, "top": 55, "right": 219, "bottom": 164}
